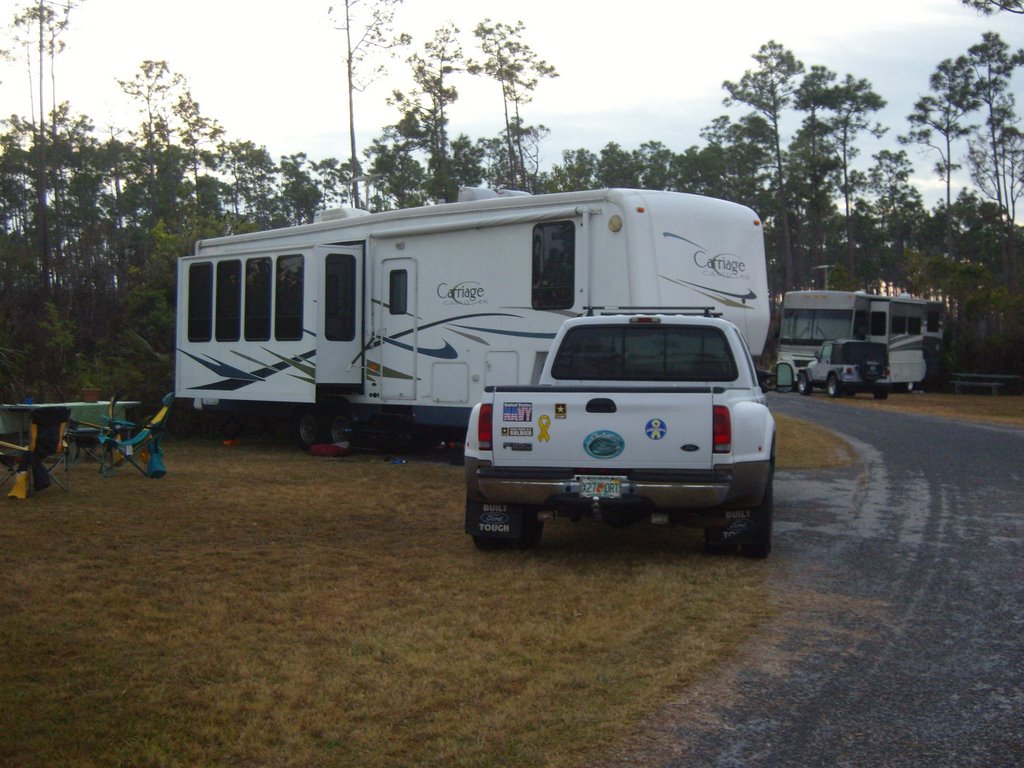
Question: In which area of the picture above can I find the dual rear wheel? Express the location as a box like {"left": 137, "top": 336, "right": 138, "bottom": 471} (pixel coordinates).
{"left": 295, "top": 406, "right": 353, "bottom": 449}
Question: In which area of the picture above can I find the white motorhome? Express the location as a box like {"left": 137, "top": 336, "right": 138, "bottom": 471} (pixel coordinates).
{"left": 175, "top": 188, "right": 770, "bottom": 446}
{"left": 778, "top": 290, "right": 943, "bottom": 388}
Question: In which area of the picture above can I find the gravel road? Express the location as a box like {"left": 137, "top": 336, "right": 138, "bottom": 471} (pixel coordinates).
{"left": 601, "top": 393, "right": 1024, "bottom": 767}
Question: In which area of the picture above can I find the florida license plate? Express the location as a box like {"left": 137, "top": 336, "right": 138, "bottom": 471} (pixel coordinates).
{"left": 577, "top": 476, "right": 623, "bottom": 498}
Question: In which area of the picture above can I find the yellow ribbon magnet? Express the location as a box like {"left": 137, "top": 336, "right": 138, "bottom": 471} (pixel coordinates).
{"left": 537, "top": 414, "right": 551, "bottom": 442}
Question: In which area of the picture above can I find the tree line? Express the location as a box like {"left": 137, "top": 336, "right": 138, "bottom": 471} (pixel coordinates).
{"left": 1, "top": 1, "right": 1022, "bottom": 410}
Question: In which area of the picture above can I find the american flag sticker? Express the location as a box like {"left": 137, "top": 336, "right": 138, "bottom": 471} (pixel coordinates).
{"left": 503, "top": 402, "right": 533, "bottom": 422}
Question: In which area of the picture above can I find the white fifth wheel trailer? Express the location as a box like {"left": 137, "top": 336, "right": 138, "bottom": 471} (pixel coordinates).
{"left": 778, "top": 290, "right": 943, "bottom": 389}
{"left": 175, "top": 188, "right": 770, "bottom": 446}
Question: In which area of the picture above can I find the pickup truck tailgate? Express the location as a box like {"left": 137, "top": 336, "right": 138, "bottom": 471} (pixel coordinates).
{"left": 491, "top": 388, "right": 717, "bottom": 469}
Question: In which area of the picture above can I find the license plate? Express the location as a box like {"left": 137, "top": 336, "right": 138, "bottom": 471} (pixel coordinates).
{"left": 577, "top": 475, "right": 623, "bottom": 498}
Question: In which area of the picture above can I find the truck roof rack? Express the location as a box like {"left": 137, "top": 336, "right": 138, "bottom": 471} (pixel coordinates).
{"left": 583, "top": 306, "right": 722, "bottom": 318}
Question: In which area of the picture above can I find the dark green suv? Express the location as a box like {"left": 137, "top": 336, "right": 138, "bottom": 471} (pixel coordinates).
{"left": 798, "top": 340, "right": 891, "bottom": 399}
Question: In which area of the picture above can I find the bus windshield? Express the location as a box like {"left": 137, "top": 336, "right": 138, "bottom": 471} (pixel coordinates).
{"left": 780, "top": 308, "right": 852, "bottom": 345}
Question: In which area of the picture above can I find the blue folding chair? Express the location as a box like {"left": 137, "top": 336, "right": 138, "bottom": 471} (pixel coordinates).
{"left": 97, "top": 393, "right": 174, "bottom": 478}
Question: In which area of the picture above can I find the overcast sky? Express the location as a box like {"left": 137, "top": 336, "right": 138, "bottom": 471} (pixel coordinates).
{"left": 2, "top": 0, "right": 1023, "bottom": 207}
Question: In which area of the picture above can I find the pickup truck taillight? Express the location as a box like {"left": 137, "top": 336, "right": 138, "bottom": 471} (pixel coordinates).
{"left": 478, "top": 404, "right": 494, "bottom": 450}
{"left": 713, "top": 405, "right": 731, "bottom": 453}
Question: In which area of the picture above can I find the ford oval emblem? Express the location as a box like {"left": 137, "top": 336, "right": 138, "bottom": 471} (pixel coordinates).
{"left": 480, "top": 512, "right": 511, "bottom": 525}
{"left": 583, "top": 430, "right": 625, "bottom": 459}
{"left": 681, "top": 444, "right": 700, "bottom": 452}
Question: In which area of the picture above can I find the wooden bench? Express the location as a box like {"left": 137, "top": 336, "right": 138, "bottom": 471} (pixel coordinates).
{"left": 951, "top": 373, "right": 1023, "bottom": 395}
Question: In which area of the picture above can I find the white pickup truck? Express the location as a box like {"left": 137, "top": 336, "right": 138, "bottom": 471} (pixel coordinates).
{"left": 463, "top": 312, "right": 776, "bottom": 557}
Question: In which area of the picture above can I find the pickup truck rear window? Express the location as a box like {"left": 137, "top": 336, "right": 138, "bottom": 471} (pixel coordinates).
{"left": 550, "top": 325, "right": 738, "bottom": 382}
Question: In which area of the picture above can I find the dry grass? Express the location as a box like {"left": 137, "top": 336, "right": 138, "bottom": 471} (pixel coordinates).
{"left": 774, "top": 413, "right": 855, "bottom": 469}
{"left": 0, "top": 439, "right": 776, "bottom": 768}
{"left": 809, "top": 391, "right": 1024, "bottom": 427}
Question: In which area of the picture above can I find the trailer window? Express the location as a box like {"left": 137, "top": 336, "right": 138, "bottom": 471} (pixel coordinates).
{"left": 907, "top": 316, "right": 922, "bottom": 335}
{"left": 891, "top": 315, "right": 907, "bottom": 335}
{"left": 325, "top": 254, "right": 357, "bottom": 341}
{"left": 853, "top": 310, "right": 868, "bottom": 340}
{"left": 389, "top": 269, "right": 408, "bottom": 316}
{"left": 870, "top": 311, "right": 887, "bottom": 336}
{"left": 926, "top": 311, "right": 940, "bottom": 334}
{"left": 187, "top": 262, "right": 213, "bottom": 342}
{"left": 245, "top": 257, "right": 272, "bottom": 341}
{"left": 532, "top": 221, "right": 575, "bottom": 310}
{"left": 215, "top": 260, "right": 241, "bottom": 342}
{"left": 550, "top": 325, "right": 737, "bottom": 382}
{"left": 275, "top": 254, "right": 304, "bottom": 341}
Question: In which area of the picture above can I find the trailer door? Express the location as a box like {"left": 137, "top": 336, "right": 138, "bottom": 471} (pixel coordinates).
{"left": 377, "top": 257, "right": 418, "bottom": 400}
{"left": 315, "top": 244, "right": 365, "bottom": 387}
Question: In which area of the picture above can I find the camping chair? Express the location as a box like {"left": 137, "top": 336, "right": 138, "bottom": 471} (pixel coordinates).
{"left": 0, "top": 442, "right": 19, "bottom": 491}
{"left": 65, "top": 420, "right": 106, "bottom": 469}
{"left": 1, "top": 406, "right": 72, "bottom": 498}
{"left": 65, "top": 395, "right": 122, "bottom": 468}
{"left": 97, "top": 393, "right": 174, "bottom": 478}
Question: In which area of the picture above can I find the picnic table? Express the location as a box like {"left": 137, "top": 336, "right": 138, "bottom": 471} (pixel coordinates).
{"left": 1, "top": 401, "right": 141, "bottom": 465}
{"left": 0, "top": 401, "right": 138, "bottom": 438}
{"left": 950, "top": 373, "right": 1023, "bottom": 395}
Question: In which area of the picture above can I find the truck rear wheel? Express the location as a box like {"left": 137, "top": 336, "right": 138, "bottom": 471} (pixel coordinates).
{"left": 473, "top": 535, "right": 509, "bottom": 551}
{"left": 515, "top": 515, "right": 544, "bottom": 550}
{"left": 827, "top": 374, "right": 842, "bottom": 398}
{"left": 703, "top": 529, "right": 738, "bottom": 556}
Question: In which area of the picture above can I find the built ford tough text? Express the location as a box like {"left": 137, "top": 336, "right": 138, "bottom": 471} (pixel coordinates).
{"left": 464, "top": 311, "right": 776, "bottom": 557}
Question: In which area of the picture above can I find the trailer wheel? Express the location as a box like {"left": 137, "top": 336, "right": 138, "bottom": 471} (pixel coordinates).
{"left": 329, "top": 407, "right": 354, "bottom": 444}
{"left": 295, "top": 408, "right": 321, "bottom": 449}
{"left": 827, "top": 374, "right": 843, "bottom": 398}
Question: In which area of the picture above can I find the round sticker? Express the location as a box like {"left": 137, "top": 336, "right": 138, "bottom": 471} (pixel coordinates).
{"left": 583, "top": 430, "right": 625, "bottom": 459}
{"left": 645, "top": 418, "right": 668, "bottom": 440}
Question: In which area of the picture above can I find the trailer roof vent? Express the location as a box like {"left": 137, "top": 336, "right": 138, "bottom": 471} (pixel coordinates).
{"left": 314, "top": 207, "right": 372, "bottom": 223}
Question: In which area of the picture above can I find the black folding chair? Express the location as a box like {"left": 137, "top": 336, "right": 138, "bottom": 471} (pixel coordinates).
{"left": 2, "top": 406, "right": 72, "bottom": 497}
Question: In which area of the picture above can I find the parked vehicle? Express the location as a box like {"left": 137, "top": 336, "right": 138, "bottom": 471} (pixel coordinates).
{"left": 778, "top": 290, "right": 942, "bottom": 390}
{"left": 797, "top": 339, "right": 891, "bottom": 399}
{"left": 176, "top": 189, "right": 770, "bottom": 447}
{"left": 464, "top": 311, "right": 776, "bottom": 557}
